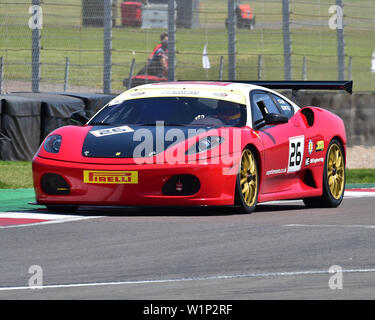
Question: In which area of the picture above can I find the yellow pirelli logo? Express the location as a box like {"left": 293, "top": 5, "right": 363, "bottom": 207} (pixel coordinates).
{"left": 83, "top": 170, "right": 138, "bottom": 184}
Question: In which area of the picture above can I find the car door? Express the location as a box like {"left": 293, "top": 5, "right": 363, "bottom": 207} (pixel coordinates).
{"left": 250, "top": 90, "right": 304, "bottom": 194}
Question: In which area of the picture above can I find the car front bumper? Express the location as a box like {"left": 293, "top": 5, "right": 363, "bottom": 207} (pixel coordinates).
{"left": 32, "top": 155, "right": 240, "bottom": 207}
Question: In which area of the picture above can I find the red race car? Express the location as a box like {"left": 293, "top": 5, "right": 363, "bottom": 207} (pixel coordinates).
{"left": 32, "top": 80, "right": 352, "bottom": 213}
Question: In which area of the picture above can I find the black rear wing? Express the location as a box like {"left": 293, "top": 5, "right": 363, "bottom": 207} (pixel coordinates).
{"left": 177, "top": 80, "right": 353, "bottom": 94}
{"left": 234, "top": 80, "right": 353, "bottom": 94}
{"left": 227, "top": 80, "right": 353, "bottom": 103}
{"left": 177, "top": 80, "right": 353, "bottom": 103}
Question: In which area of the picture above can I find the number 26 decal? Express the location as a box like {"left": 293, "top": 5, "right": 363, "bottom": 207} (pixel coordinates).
{"left": 288, "top": 136, "right": 304, "bottom": 173}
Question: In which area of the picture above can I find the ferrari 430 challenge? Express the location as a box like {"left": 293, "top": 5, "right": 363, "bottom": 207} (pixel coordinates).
{"left": 32, "top": 80, "right": 352, "bottom": 213}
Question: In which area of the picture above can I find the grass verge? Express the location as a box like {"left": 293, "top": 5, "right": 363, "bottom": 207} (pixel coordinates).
{"left": 0, "top": 161, "right": 374, "bottom": 189}
{"left": 346, "top": 169, "right": 375, "bottom": 184}
{"left": 0, "top": 161, "right": 33, "bottom": 189}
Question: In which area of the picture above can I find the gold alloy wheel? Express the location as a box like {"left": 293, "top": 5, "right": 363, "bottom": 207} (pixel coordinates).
{"left": 327, "top": 143, "right": 345, "bottom": 200}
{"left": 240, "top": 149, "right": 258, "bottom": 206}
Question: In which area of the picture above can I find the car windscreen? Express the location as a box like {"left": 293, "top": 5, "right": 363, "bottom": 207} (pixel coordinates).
{"left": 89, "top": 97, "right": 247, "bottom": 127}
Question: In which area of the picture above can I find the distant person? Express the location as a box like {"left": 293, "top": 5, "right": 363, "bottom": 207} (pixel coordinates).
{"left": 147, "top": 39, "right": 168, "bottom": 78}
{"left": 134, "top": 33, "right": 168, "bottom": 79}
{"left": 217, "top": 100, "right": 242, "bottom": 126}
{"left": 148, "top": 32, "right": 168, "bottom": 61}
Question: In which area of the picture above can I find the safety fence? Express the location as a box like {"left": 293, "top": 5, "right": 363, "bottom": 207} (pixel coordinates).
{"left": 1, "top": 0, "right": 375, "bottom": 94}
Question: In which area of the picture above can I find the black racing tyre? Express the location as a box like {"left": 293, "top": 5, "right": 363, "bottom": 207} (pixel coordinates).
{"left": 303, "top": 138, "right": 345, "bottom": 208}
{"left": 46, "top": 205, "right": 79, "bottom": 213}
{"left": 235, "top": 148, "right": 259, "bottom": 214}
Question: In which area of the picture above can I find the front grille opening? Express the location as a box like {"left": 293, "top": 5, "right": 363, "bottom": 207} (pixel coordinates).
{"left": 41, "top": 173, "right": 71, "bottom": 195}
{"left": 162, "top": 175, "right": 200, "bottom": 196}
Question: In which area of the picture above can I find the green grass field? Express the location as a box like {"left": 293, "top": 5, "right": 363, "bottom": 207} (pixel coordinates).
{"left": 0, "top": 161, "right": 34, "bottom": 189}
{"left": 1, "top": 0, "right": 375, "bottom": 92}
{"left": 0, "top": 161, "right": 374, "bottom": 189}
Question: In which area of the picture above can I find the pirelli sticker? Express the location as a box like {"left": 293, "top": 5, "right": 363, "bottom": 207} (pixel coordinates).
{"left": 83, "top": 170, "right": 138, "bottom": 184}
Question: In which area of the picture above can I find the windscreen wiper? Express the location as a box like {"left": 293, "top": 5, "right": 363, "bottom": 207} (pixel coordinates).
{"left": 164, "top": 123, "right": 187, "bottom": 127}
{"left": 135, "top": 123, "right": 187, "bottom": 127}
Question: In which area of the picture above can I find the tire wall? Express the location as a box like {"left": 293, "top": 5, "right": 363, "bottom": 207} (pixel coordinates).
{"left": 0, "top": 92, "right": 114, "bottom": 161}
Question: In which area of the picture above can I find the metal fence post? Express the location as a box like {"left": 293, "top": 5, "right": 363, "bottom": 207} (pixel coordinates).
{"left": 103, "top": 0, "right": 112, "bottom": 94}
{"left": 227, "top": 0, "right": 236, "bottom": 81}
{"left": 219, "top": 56, "right": 224, "bottom": 81}
{"left": 127, "top": 58, "right": 136, "bottom": 89}
{"left": 31, "top": 0, "right": 41, "bottom": 93}
{"left": 347, "top": 56, "right": 352, "bottom": 80}
{"left": 282, "top": 0, "right": 292, "bottom": 81}
{"left": 337, "top": 0, "right": 345, "bottom": 81}
{"left": 302, "top": 56, "right": 307, "bottom": 80}
{"left": 258, "top": 55, "right": 263, "bottom": 80}
{"left": 0, "top": 56, "right": 3, "bottom": 94}
{"left": 64, "top": 57, "right": 70, "bottom": 92}
{"left": 168, "top": 0, "right": 176, "bottom": 82}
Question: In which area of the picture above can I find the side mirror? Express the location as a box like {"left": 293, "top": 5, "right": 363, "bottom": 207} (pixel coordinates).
{"left": 70, "top": 110, "right": 89, "bottom": 125}
{"left": 254, "top": 113, "right": 288, "bottom": 130}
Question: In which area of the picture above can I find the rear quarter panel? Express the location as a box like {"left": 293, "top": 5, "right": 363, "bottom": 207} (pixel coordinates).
{"left": 300, "top": 106, "right": 347, "bottom": 157}
{"left": 299, "top": 106, "right": 347, "bottom": 192}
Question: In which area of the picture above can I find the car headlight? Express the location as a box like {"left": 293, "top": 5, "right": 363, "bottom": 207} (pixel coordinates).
{"left": 186, "top": 136, "right": 224, "bottom": 155}
{"left": 44, "top": 135, "right": 62, "bottom": 154}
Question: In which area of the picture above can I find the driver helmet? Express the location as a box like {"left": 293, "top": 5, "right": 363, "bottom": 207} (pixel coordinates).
{"left": 217, "top": 100, "right": 241, "bottom": 124}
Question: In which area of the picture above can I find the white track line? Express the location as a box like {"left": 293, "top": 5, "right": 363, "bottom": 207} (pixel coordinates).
{"left": 1, "top": 268, "right": 375, "bottom": 292}
{"left": 284, "top": 224, "right": 375, "bottom": 229}
{"left": 345, "top": 191, "right": 375, "bottom": 198}
{"left": 0, "top": 212, "right": 101, "bottom": 229}
{"left": 0, "top": 212, "right": 87, "bottom": 220}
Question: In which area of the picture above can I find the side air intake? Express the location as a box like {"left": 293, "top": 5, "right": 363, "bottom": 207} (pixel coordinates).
{"left": 301, "top": 108, "right": 315, "bottom": 127}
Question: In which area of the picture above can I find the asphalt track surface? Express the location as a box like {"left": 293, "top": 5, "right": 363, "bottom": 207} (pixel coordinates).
{"left": 0, "top": 190, "right": 374, "bottom": 300}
